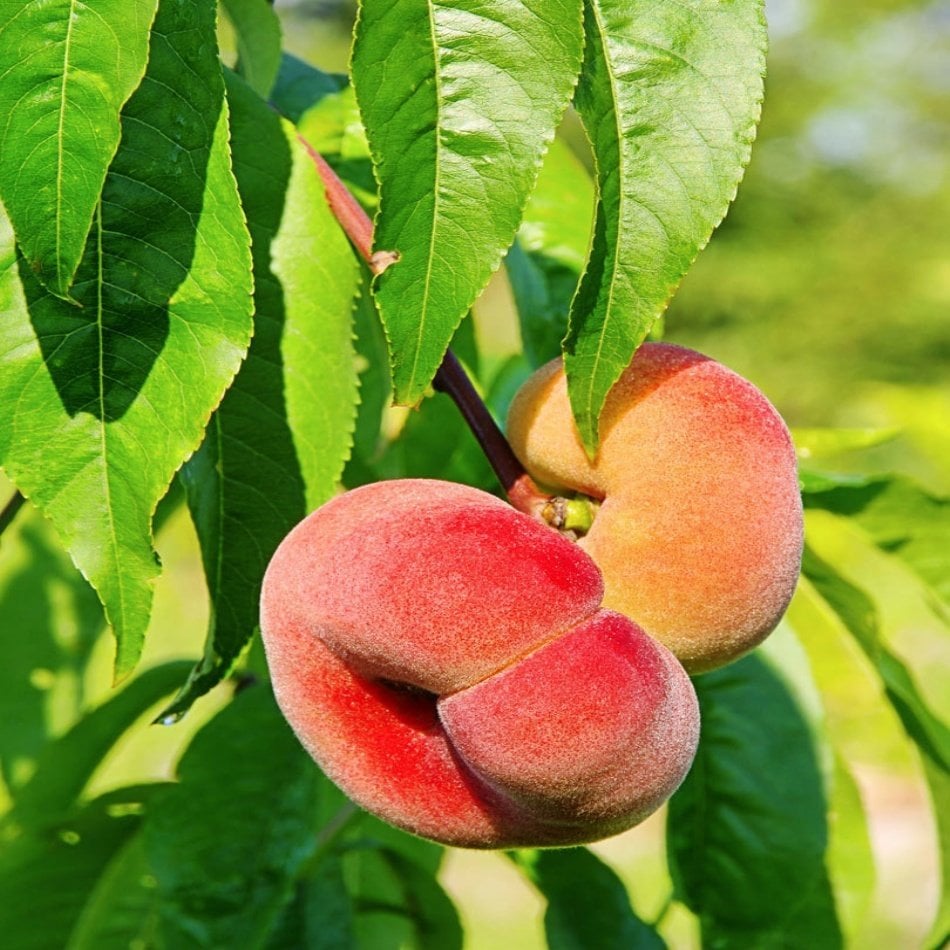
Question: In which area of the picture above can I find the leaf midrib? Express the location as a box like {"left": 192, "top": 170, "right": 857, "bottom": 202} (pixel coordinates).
{"left": 55, "top": 0, "right": 79, "bottom": 291}
{"left": 579, "top": 0, "right": 626, "bottom": 427}
{"left": 404, "top": 0, "right": 446, "bottom": 399}
{"left": 94, "top": 199, "right": 126, "bottom": 641}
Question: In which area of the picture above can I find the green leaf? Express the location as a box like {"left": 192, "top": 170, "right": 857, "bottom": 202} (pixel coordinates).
{"left": 270, "top": 53, "right": 347, "bottom": 124}
{"left": 0, "top": 0, "right": 254, "bottom": 681}
{"left": 788, "top": 564, "right": 947, "bottom": 946}
{"left": 343, "top": 842, "right": 462, "bottom": 950}
{"left": 0, "top": 788, "right": 152, "bottom": 950}
{"left": 566, "top": 0, "right": 767, "bottom": 453}
{"left": 374, "top": 390, "right": 496, "bottom": 491}
{"left": 793, "top": 426, "right": 900, "bottom": 460}
{"left": 804, "top": 473, "right": 950, "bottom": 605}
{"left": 11, "top": 661, "right": 191, "bottom": 828}
{"left": 668, "top": 655, "right": 842, "bottom": 948}
{"left": 0, "top": 0, "right": 158, "bottom": 298}
{"left": 351, "top": 0, "right": 585, "bottom": 405}
{"left": 510, "top": 847, "right": 665, "bottom": 949}
{"left": 759, "top": 624, "right": 877, "bottom": 943}
{"left": 221, "top": 0, "right": 282, "bottom": 98}
{"left": 0, "top": 510, "right": 104, "bottom": 800}
{"left": 65, "top": 833, "right": 161, "bottom": 950}
{"left": 923, "top": 758, "right": 950, "bottom": 950}
{"left": 265, "top": 853, "right": 356, "bottom": 950}
{"left": 507, "top": 137, "right": 594, "bottom": 366}
{"left": 801, "top": 543, "right": 950, "bottom": 773}
{"left": 297, "top": 84, "right": 377, "bottom": 211}
{"left": 162, "top": 72, "right": 359, "bottom": 719}
{"left": 146, "top": 687, "right": 322, "bottom": 949}
{"left": 348, "top": 281, "right": 392, "bottom": 474}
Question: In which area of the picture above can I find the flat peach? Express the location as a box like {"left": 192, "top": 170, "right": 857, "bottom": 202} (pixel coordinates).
{"left": 507, "top": 343, "right": 803, "bottom": 673}
{"left": 261, "top": 478, "right": 699, "bottom": 847}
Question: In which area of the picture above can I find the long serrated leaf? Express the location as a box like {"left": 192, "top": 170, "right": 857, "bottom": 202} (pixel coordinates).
{"left": 351, "top": 0, "right": 584, "bottom": 405}
{"left": 164, "top": 72, "right": 359, "bottom": 719}
{"left": 510, "top": 847, "right": 665, "bottom": 949}
{"left": 146, "top": 687, "right": 322, "bottom": 949}
{"left": 668, "top": 655, "right": 843, "bottom": 948}
{"left": 760, "top": 624, "right": 877, "bottom": 942}
{"left": 789, "top": 569, "right": 946, "bottom": 945}
{"left": 566, "top": 0, "right": 767, "bottom": 453}
{"left": 221, "top": 0, "right": 282, "bottom": 98}
{"left": 11, "top": 661, "right": 191, "bottom": 828}
{"left": 0, "top": 0, "right": 158, "bottom": 298}
{"left": 0, "top": 0, "right": 254, "bottom": 681}
{"left": 801, "top": 543, "right": 950, "bottom": 773}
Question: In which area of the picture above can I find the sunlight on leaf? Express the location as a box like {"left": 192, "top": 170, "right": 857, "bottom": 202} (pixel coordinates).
{"left": 566, "top": 0, "right": 767, "bottom": 453}
{"left": 352, "top": 0, "right": 585, "bottom": 405}
{"left": 0, "top": 0, "right": 157, "bottom": 298}
{"left": 0, "top": 0, "right": 254, "bottom": 681}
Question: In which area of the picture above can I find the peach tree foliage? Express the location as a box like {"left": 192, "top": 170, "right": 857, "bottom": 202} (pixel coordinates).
{"left": 0, "top": 1, "right": 946, "bottom": 948}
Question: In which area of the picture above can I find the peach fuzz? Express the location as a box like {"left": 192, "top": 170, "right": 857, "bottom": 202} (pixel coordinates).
{"left": 506, "top": 342, "right": 804, "bottom": 674}
{"left": 260, "top": 478, "right": 699, "bottom": 848}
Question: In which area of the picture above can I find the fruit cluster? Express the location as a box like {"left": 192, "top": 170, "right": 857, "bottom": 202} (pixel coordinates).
{"left": 260, "top": 343, "right": 803, "bottom": 848}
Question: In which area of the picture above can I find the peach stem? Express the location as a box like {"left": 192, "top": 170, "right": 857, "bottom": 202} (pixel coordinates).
{"left": 299, "top": 134, "right": 554, "bottom": 520}
{"left": 432, "top": 351, "right": 553, "bottom": 517}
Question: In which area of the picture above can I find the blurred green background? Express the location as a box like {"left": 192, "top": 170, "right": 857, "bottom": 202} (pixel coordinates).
{"left": 2, "top": 0, "right": 947, "bottom": 947}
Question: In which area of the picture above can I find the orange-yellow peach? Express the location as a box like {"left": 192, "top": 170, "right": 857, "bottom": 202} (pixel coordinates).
{"left": 507, "top": 343, "right": 803, "bottom": 674}
{"left": 260, "top": 478, "right": 699, "bottom": 848}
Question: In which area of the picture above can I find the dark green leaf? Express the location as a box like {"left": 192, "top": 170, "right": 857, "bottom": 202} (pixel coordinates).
{"left": 162, "top": 72, "right": 359, "bottom": 719}
{"left": 0, "top": 0, "right": 158, "bottom": 297}
{"left": 221, "top": 0, "right": 282, "bottom": 97}
{"left": 352, "top": 0, "right": 585, "bottom": 405}
{"left": 0, "top": 790, "right": 150, "bottom": 950}
{"left": 265, "top": 852, "right": 356, "bottom": 950}
{"left": 145, "top": 687, "right": 322, "bottom": 949}
{"left": 510, "top": 847, "right": 665, "bottom": 949}
{"left": 343, "top": 842, "right": 462, "bottom": 950}
{"left": 508, "top": 138, "right": 594, "bottom": 366}
{"left": 374, "top": 390, "right": 496, "bottom": 491}
{"left": 566, "top": 0, "right": 767, "bottom": 452}
{"left": 66, "top": 833, "right": 161, "bottom": 950}
{"left": 0, "top": 0, "right": 254, "bottom": 681}
{"left": 668, "top": 655, "right": 842, "bottom": 948}
{"left": 11, "top": 661, "right": 191, "bottom": 829}
{"left": 269, "top": 53, "right": 346, "bottom": 124}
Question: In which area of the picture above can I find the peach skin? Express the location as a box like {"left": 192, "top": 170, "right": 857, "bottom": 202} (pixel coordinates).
{"left": 507, "top": 343, "right": 803, "bottom": 674}
{"left": 260, "top": 478, "right": 699, "bottom": 848}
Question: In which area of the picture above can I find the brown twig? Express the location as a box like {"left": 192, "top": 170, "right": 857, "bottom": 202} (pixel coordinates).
{"left": 299, "top": 135, "right": 555, "bottom": 520}
{"left": 432, "top": 351, "right": 553, "bottom": 517}
{"left": 297, "top": 136, "right": 398, "bottom": 276}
